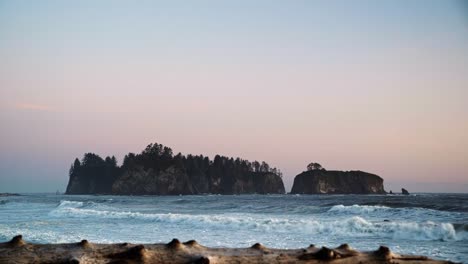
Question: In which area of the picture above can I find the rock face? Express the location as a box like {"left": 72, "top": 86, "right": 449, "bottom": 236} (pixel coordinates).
{"left": 111, "top": 166, "right": 284, "bottom": 195}
{"left": 66, "top": 142, "right": 285, "bottom": 195}
{"left": 290, "top": 170, "right": 385, "bottom": 194}
{"left": 111, "top": 166, "right": 194, "bottom": 195}
{"left": 402, "top": 188, "right": 410, "bottom": 195}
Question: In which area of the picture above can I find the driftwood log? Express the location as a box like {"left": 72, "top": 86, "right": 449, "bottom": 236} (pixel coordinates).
{"left": 0, "top": 235, "right": 456, "bottom": 264}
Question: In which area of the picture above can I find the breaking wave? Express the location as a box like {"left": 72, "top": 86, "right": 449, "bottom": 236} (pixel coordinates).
{"left": 329, "top": 204, "right": 391, "bottom": 213}
{"left": 327, "top": 204, "right": 459, "bottom": 220}
{"left": 56, "top": 200, "right": 83, "bottom": 208}
{"left": 49, "top": 200, "right": 464, "bottom": 241}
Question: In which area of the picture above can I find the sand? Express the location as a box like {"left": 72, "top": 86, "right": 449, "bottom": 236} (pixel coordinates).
{"left": 0, "top": 235, "right": 457, "bottom": 264}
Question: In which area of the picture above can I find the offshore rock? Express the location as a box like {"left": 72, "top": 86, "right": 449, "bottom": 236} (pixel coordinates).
{"left": 290, "top": 170, "right": 385, "bottom": 194}
{"left": 66, "top": 143, "right": 285, "bottom": 195}
{"left": 68, "top": 167, "right": 285, "bottom": 195}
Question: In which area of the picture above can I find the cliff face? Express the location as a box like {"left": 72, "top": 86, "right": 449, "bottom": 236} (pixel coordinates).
{"left": 65, "top": 175, "right": 87, "bottom": 194}
{"left": 109, "top": 167, "right": 285, "bottom": 195}
{"left": 65, "top": 143, "right": 285, "bottom": 195}
{"left": 111, "top": 166, "right": 194, "bottom": 195}
{"left": 290, "top": 170, "right": 385, "bottom": 194}
{"left": 67, "top": 166, "right": 285, "bottom": 195}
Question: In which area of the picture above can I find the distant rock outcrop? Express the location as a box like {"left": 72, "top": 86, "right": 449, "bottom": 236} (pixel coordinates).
{"left": 66, "top": 142, "right": 285, "bottom": 195}
{"left": 402, "top": 188, "right": 410, "bottom": 195}
{"left": 0, "top": 193, "right": 20, "bottom": 197}
{"left": 290, "top": 169, "right": 385, "bottom": 194}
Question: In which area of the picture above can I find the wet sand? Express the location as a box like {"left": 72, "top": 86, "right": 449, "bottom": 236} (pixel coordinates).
{"left": 0, "top": 235, "right": 456, "bottom": 264}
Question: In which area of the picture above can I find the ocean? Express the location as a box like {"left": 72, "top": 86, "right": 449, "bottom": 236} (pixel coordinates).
{"left": 1, "top": 193, "right": 467, "bottom": 263}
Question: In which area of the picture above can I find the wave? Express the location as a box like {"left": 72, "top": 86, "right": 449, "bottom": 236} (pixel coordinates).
{"left": 50, "top": 201, "right": 464, "bottom": 242}
{"left": 56, "top": 200, "right": 83, "bottom": 208}
{"left": 326, "top": 204, "right": 460, "bottom": 219}
{"left": 328, "top": 204, "right": 391, "bottom": 213}
{"left": 0, "top": 225, "right": 83, "bottom": 244}
{"left": 359, "top": 197, "right": 468, "bottom": 212}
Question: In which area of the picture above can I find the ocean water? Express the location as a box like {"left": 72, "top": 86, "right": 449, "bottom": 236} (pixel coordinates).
{"left": 0, "top": 194, "right": 467, "bottom": 263}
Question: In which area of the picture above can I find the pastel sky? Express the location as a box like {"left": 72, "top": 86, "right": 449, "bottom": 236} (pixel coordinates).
{"left": 0, "top": 0, "right": 467, "bottom": 193}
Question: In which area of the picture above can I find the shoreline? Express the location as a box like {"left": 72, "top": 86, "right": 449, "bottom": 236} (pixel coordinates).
{"left": 0, "top": 235, "right": 456, "bottom": 264}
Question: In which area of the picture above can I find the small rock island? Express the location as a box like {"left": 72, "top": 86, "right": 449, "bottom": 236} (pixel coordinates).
{"left": 66, "top": 142, "right": 285, "bottom": 195}
{"left": 290, "top": 163, "right": 386, "bottom": 194}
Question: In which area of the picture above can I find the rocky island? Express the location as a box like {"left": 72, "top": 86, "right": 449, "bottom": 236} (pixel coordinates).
{"left": 290, "top": 163, "right": 385, "bottom": 194}
{"left": 66, "top": 143, "right": 285, "bottom": 195}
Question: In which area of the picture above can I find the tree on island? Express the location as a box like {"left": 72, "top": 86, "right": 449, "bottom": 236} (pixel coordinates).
{"left": 66, "top": 153, "right": 120, "bottom": 194}
{"left": 69, "top": 158, "right": 81, "bottom": 177}
{"left": 307, "top": 162, "right": 324, "bottom": 171}
{"left": 67, "top": 142, "right": 284, "bottom": 194}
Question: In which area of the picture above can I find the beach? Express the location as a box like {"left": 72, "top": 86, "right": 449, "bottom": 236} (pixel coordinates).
{"left": 0, "top": 235, "right": 456, "bottom": 264}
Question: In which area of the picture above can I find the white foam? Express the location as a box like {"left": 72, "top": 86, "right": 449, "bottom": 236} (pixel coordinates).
{"left": 386, "top": 221, "right": 457, "bottom": 241}
{"left": 48, "top": 203, "right": 462, "bottom": 241}
{"left": 57, "top": 200, "right": 84, "bottom": 208}
{"left": 329, "top": 204, "right": 391, "bottom": 213}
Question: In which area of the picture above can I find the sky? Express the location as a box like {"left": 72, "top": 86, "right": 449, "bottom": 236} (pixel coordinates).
{"left": 0, "top": 0, "right": 467, "bottom": 193}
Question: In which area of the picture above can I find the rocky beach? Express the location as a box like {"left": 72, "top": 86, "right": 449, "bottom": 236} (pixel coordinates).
{"left": 0, "top": 235, "right": 456, "bottom": 264}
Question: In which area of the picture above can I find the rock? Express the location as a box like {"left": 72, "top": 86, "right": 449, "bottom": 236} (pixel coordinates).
{"left": 251, "top": 243, "right": 266, "bottom": 250}
{"left": 389, "top": 190, "right": 393, "bottom": 194}
{"left": 107, "top": 245, "right": 146, "bottom": 260}
{"left": 375, "top": 245, "right": 392, "bottom": 259}
{"left": 192, "top": 256, "right": 210, "bottom": 264}
{"left": 402, "top": 188, "right": 410, "bottom": 195}
{"left": 337, "top": 244, "right": 350, "bottom": 250}
{"left": 8, "top": 235, "right": 25, "bottom": 247}
{"left": 167, "top": 239, "right": 182, "bottom": 250}
{"left": 78, "top": 240, "right": 90, "bottom": 248}
{"left": 111, "top": 166, "right": 195, "bottom": 195}
{"left": 0, "top": 193, "right": 20, "bottom": 197}
{"left": 108, "top": 167, "right": 284, "bottom": 195}
{"left": 183, "top": 240, "right": 199, "bottom": 247}
{"left": 65, "top": 143, "right": 285, "bottom": 195}
{"left": 64, "top": 257, "right": 80, "bottom": 264}
{"left": 315, "top": 247, "right": 337, "bottom": 260}
{"left": 290, "top": 170, "right": 386, "bottom": 194}
{"left": 298, "top": 246, "right": 352, "bottom": 260}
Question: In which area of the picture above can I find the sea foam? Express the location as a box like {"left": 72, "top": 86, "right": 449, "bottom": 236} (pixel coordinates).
{"left": 49, "top": 200, "right": 462, "bottom": 241}
{"left": 329, "top": 204, "right": 391, "bottom": 213}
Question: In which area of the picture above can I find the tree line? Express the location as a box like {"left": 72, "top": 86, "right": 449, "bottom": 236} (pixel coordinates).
{"left": 68, "top": 142, "right": 283, "bottom": 194}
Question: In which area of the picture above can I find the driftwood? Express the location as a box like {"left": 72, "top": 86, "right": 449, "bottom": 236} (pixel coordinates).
{"left": 0, "top": 235, "right": 456, "bottom": 264}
